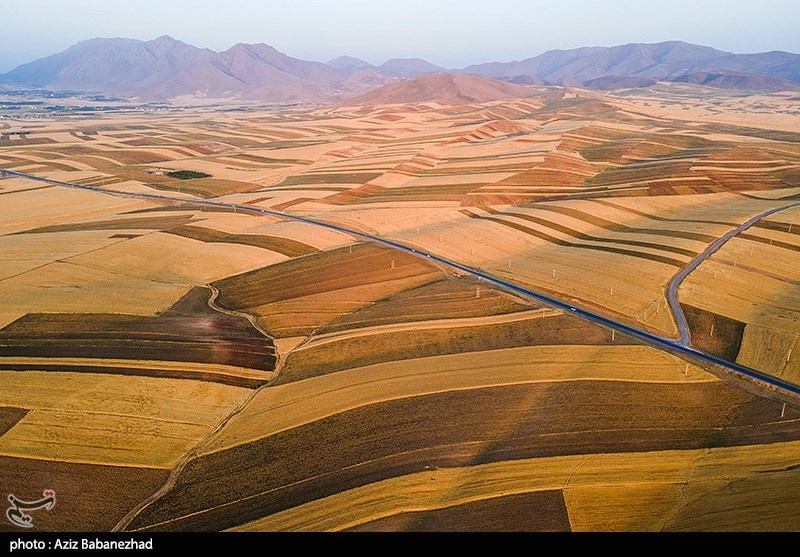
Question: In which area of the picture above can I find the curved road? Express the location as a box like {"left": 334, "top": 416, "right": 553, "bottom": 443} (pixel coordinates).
{"left": 667, "top": 201, "right": 800, "bottom": 346}
{"left": 4, "top": 168, "right": 800, "bottom": 399}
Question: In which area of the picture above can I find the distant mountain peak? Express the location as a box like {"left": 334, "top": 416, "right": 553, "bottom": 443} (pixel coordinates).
{"left": 378, "top": 58, "right": 446, "bottom": 77}
{"left": 670, "top": 70, "right": 800, "bottom": 92}
{"left": 464, "top": 40, "right": 797, "bottom": 86}
{"left": 327, "top": 56, "right": 376, "bottom": 73}
{"left": 151, "top": 34, "right": 180, "bottom": 44}
{"left": 1, "top": 38, "right": 799, "bottom": 102}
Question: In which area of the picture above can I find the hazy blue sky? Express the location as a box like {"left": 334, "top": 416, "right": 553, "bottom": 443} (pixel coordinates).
{"left": 3, "top": 0, "right": 799, "bottom": 72}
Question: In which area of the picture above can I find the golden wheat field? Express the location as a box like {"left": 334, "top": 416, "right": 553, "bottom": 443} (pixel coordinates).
{"left": 1, "top": 86, "right": 800, "bottom": 533}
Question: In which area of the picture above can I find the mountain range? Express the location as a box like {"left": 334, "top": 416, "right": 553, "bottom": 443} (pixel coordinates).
{"left": 2, "top": 36, "right": 799, "bottom": 103}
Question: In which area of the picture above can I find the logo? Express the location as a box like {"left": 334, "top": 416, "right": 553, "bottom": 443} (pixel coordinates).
{"left": 6, "top": 490, "right": 56, "bottom": 528}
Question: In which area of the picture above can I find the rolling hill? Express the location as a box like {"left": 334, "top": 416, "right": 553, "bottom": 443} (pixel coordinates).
{"left": 347, "top": 73, "right": 535, "bottom": 105}
{"left": 377, "top": 58, "right": 448, "bottom": 77}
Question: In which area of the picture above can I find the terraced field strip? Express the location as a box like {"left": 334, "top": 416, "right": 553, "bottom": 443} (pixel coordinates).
{"left": 487, "top": 207, "right": 700, "bottom": 258}
{"left": 319, "top": 278, "right": 532, "bottom": 334}
{"left": 0, "top": 357, "right": 273, "bottom": 387}
{"left": 279, "top": 311, "right": 630, "bottom": 383}
{"left": 204, "top": 345, "right": 714, "bottom": 454}
{"left": 128, "top": 377, "right": 795, "bottom": 531}
{"left": 461, "top": 208, "right": 687, "bottom": 267}
{"left": 168, "top": 224, "right": 318, "bottom": 257}
{"left": 229, "top": 440, "right": 800, "bottom": 532}
{"left": 6, "top": 169, "right": 800, "bottom": 399}
{"left": 295, "top": 309, "right": 561, "bottom": 351}
{"left": 0, "top": 371, "right": 251, "bottom": 467}
{"left": 0, "top": 286, "right": 278, "bottom": 378}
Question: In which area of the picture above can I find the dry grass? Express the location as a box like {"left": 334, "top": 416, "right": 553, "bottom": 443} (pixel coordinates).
{"left": 168, "top": 225, "right": 317, "bottom": 257}
{"left": 0, "top": 184, "right": 152, "bottom": 235}
{"left": 0, "top": 456, "right": 168, "bottom": 532}
{"left": 67, "top": 232, "right": 288, "bottom": 285}
{"left": 206, "top": 345, "right": 714, "bottom": 453}
{"left": 229, "top": 440, "right": 800, "bottom": 532}
{"left": 346, "top": 490, "right": 571, "bottom": 532}
{"left": 126, "top": 375, "right": 798, "bottom": 531}
{"left": 20, "top": 214, "right": 195, "bottom": 234}
{"left": 278, "top": 313, "right": 632, "bottom": 383}
{"left": 0, "top": 287, "right": 276, "bottom": 377}
{"left": 148, "top": 177, "right": 263, "bottom": 198}
{"left": 213, "top": 243, "right": 441, "bottom": 337}
{"left": 0, "top": 370, "right": 250, "bottom": 467}
{"left": 319, "top": 278, "right": 531, "bottom": 333}
{"left": 0, "top": 262, "right": 192, "bottom": 316}
{"left": 3, "top": 92, "right": 800, "bottom": 532}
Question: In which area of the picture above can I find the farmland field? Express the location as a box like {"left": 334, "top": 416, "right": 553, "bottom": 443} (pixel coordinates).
{"left": 1, "top": 86, "right": 800, "bottom": 532}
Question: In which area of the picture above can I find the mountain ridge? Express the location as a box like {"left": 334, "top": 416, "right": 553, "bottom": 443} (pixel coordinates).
{"left": 3, "top": 37, "right": 799, "bottom": 102}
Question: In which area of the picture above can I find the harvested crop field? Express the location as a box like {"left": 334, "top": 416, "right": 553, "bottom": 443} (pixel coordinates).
{"left": 0, "top": 406, "right": 28, "bottom": 437}
{"left": 125, "top": 376, "right": 800, "bottom": 531}
{"left": 168, "top": 225, "right": 318, "bottom": 257}
{"left": 0, "top": 456, "right": 168, "bottom": 532}
{"left": 346, "top": 490, "right": 572, "bottom": 532}
{"left": 0, "top": 287, "right": 277, "bottom": 378}
{"left": 230, "top": 440, "right": 800, "bottom": 532}
{"left": 0, "top": 370, "right": 250, "bottom": 467}
{"left": 318, "top": 278, "right": 532, "bottom": 333}
{"left": 213, "top": 243, "right": 442, "bottom": 337}
{"left": 278, "top": 312, "right": 632, "bottom": 383}
{"left": 3, "top": 88, "right": 800, "bottom": 532}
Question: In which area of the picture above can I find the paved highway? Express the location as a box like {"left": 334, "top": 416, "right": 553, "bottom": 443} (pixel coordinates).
{"left": 4, "top": 168, "right": 800, "bottom": 398}
{"left": 667, "top": 201, "right": 800, "bottom": 347}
